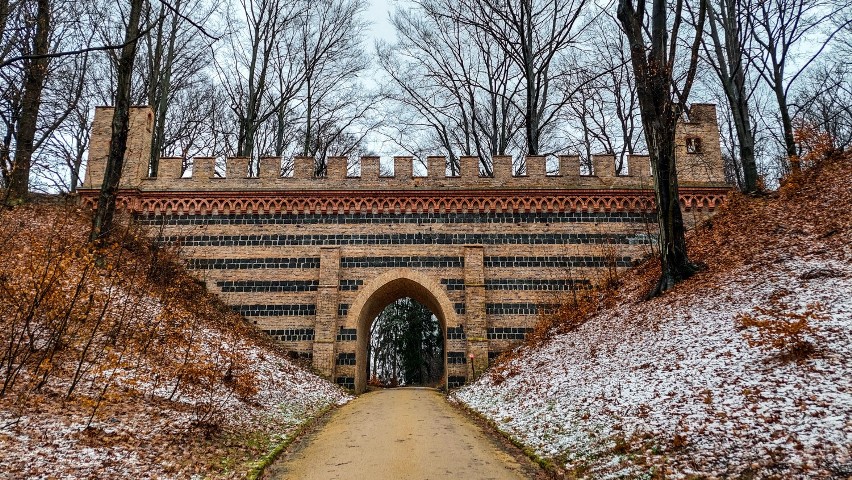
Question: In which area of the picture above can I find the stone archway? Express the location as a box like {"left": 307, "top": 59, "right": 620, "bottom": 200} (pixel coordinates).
{"left": 349, "top": 269, "right": 459, "bottom": 394}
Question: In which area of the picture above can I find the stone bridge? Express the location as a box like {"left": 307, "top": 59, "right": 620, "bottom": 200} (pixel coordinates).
{"left": 78, "top": 105, "right": 729, "bottom": 393}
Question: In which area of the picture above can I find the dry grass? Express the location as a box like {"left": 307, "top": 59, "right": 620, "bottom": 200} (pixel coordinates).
{"left": 0, "top": 202, "right": 258, "bottom": 417}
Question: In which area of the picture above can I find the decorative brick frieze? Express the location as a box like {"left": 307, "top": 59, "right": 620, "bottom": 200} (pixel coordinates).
{"left": 161, "top": 232, "right": 639, "bottom": 247}
{"left": 83, "top": 188, "right": 727, "bottom": 216}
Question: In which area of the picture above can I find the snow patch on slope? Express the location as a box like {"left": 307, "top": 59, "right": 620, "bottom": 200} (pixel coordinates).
{"left": 0, "top": 328, "right": 350, "bottom": 479}
{"left": 454, "top": 256, "right": 851, "bottom": 478}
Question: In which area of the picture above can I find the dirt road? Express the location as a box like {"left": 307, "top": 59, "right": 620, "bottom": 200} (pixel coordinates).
{"left": 265, "top": 387, "right": 539, "bottom": 480}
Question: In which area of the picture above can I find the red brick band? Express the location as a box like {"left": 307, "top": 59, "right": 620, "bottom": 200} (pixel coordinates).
{"left": 77, "top": 188, "right": 728, "bottom": 215}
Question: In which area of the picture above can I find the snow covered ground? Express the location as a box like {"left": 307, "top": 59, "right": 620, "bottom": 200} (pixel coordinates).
{"left": 0, "top": 335, "right": 349, "bottom": 479}
{"left": 454, "top": 161, "right": 852, "bottom": 478}
{"left": 455, "top": 257, "right": 850, "bottom": 478}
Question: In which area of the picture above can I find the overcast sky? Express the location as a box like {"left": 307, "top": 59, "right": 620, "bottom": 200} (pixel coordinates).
{"left": 365, "top": 0, "right": 398, "bottom": 43}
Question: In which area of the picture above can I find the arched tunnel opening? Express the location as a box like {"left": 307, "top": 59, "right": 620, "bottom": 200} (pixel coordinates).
{"left": 367, "top": 298, "right": 445, "bottom": 388}
{"left": 352, "top": 271, "right": 459, "bottom": 393}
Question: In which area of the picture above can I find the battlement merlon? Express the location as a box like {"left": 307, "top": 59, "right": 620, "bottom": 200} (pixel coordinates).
{"left": 81, "top": 104, "right": 727, "bottom": 192}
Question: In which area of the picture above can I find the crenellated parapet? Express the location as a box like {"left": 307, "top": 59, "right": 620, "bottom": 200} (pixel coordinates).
{"left": 81, "top": 104, "right": 727, "bottom": 193}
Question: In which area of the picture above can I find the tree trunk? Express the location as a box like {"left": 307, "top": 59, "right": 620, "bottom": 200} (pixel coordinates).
{"left": 727, "top": 38, "right": 758, "bottom": 190}
{"left": 274, "top": 103, "right": 286, "bottom": 156}
{"left": 774, "top": 79, "right": 800, "bottom": 173}
{"left": 730, "top": 90, "right": 758, "bottom": 190}
{"left": 303, "top": 76, "right": 312, "bottom": 157}
{"left": 706, "top": 0, "right": 759, "bottom": 191}
{"left": 89, "top": 0, "right": 144, "bottom": 244}
{"left": 524, "top": 60, "right": 539, "bottom": 155}
{"left": 149, "top": 0, "right": 182, "bottom": 177}
{"left": 618, "top": 0, "right": 704, "bottom": 297}
{"left": 5, "top": 0, "right": 50, "bottom": 205}
{"left": 70, "top": 146, "right": 84, "bottom": 193}
{"left": 647, "top": 121, "right": 698, "bottom": 293}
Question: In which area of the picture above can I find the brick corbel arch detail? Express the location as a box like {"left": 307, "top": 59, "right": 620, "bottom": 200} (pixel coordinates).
{"left": 77, "top": 188, "right": 729, "bottom": 216}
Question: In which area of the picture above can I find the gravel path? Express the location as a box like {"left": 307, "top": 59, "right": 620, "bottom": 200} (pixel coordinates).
{"left": 265, "top": 387, "right": 539, "bottom": 479}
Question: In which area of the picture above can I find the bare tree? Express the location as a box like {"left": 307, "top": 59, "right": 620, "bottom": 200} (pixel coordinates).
{"left": 142, "top": 0, "right": 214, "bottom": 177}
{"left": 295, "top": 0, "right": 372, "bottom": 175}
{"left": 3, "top": 0, "right": 49, "bottom": 205}
{"left": 216, "top": 0, "right": 306, "bottom": 159}
{"left": 378, "top": 1, "right": 523, "bottom": 175}
{"left": 31, "top": 51, "right": 91, "bottom": 192}
{"left": 617, "top": 0, "right": 707, "bottom": 295}
{"left": 563, "top": 19, "right": 643, "bottom": 174}
{"left": 746, "top": 0, "right": 851, "bottom": 173}
{"left": 703, "top": 0, "right": 760, "bottom": 191}
{"left": 89, "top": 0, "right": 144, "bottom": 243}
{"left": 164, "top": 80, "right": 233, "bottom": 173}
{"left": 440, "top": 0, "right": 591, "bottom": 155}
{"left": 795, "top": 61, "right": 852, "bottom": 152}
{"left": 1, "top": 0, "right": 165, "bottom": 197}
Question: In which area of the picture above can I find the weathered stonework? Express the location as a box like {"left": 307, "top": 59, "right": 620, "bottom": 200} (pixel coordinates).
{"left": 78, "top": 104, "right": 729, "bottom": 393}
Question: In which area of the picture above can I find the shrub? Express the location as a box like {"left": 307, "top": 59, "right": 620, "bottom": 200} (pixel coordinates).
{"left": 0, "top": 203, "right": 259, "bottom": 430}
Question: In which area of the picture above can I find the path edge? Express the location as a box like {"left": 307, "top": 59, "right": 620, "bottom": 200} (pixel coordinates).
{"left": 447, "top": 393, "right": 567, "bottom": 479}
{"left": 244, "top": 402, "right": 340, "bottom": 480}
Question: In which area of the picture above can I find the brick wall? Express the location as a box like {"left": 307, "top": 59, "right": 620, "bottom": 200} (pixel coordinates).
{"left": 82, "top": 106, "right": 727, "bottom": 193}
{"left": 78, "top": 104, "right": 730, "bottom": 392}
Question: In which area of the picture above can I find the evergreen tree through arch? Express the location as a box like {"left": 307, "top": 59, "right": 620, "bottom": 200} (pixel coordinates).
{"left": 369, "top": 298, "right": 444, "bottom": 386}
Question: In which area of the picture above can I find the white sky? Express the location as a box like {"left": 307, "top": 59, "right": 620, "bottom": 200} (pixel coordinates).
{"left": 365, "top": 0, "right": 398, "bottom": 43}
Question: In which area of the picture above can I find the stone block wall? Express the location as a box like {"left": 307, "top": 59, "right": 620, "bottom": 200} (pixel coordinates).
{"left": 124, "top": 199, "right": 725, "bottom": 392}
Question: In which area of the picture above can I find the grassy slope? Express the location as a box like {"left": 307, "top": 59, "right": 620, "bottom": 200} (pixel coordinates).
{"left": 0, "top": 202, "right": 349, "bottom": 479}
{"left": 454, "top": 156, "right": 852, "bottom": 478}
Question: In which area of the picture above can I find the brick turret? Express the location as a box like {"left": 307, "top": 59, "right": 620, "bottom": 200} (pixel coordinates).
{"left": 82, "top": 106, "right": 153, "bottom": 189}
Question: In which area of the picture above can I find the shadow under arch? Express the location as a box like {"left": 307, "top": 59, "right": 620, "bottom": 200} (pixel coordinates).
{"left": 349, "top": 269, "right": 458, "bottom": 394}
